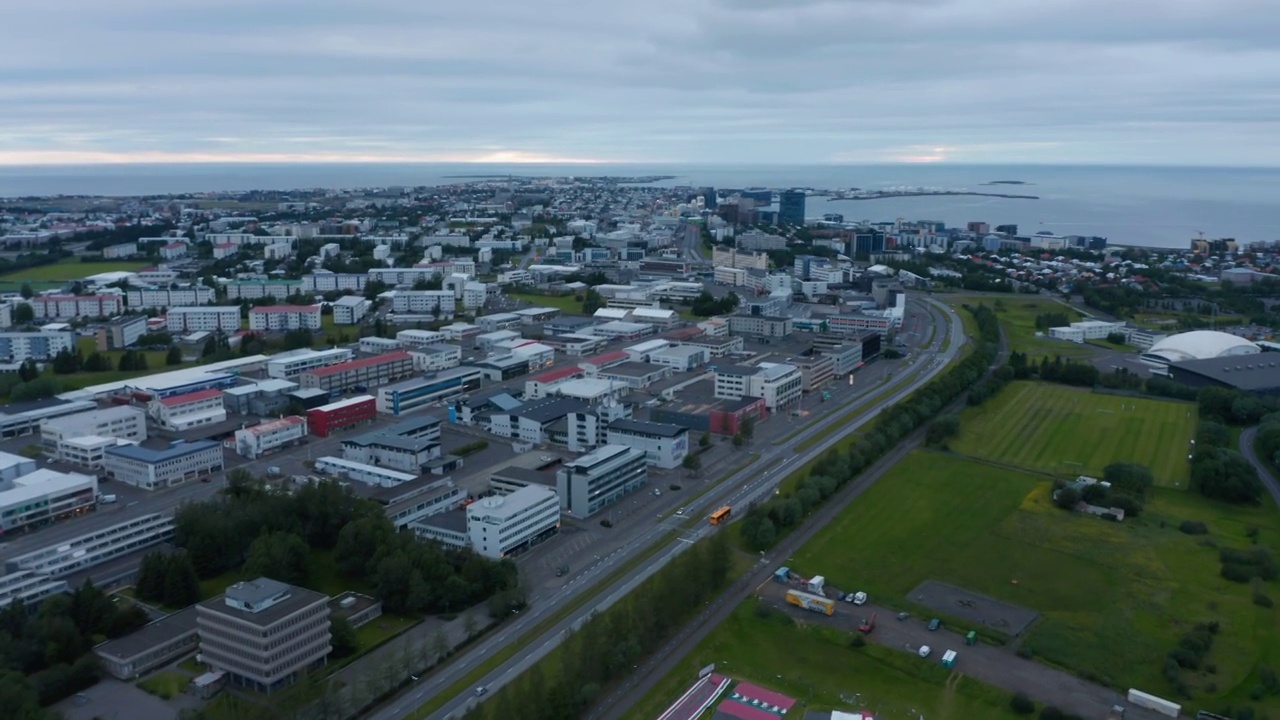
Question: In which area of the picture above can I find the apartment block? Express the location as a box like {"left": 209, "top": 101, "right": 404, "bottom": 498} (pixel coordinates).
{"left": 225, "top": 280, "right": 303, "bottom": 301}
{"left": 102, "top": 440, "right": 225, "bottom": 490}
{"left": 0, "top": 329, "right": 77, "bottom": 362}
{"left": 301, "top": 273, "right": 367, "bottom": 293}
{"left": 196, "top": 578, "right": 331, "bottom": 693}
{"left": 248, "top": 305, "right": 322, "bottom": 332}
{"left": 331, "top": 296, "right": 370, "bottom": 325}
{"left": 127, "top": 285, "right": 216, "bottom": 309}
{"left": 30, "top": 294, "right": 123, "bottom": 320}
{"left": 390, "top": 290, "right": 456, "bottom": 315}
{"left": 96, "top": 315, "right": 147, "bottom": 352}
{"left": 166, "top": 306, "right": 241, "bottom": 333}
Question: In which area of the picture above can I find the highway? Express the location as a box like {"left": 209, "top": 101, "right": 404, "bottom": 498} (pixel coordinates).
{"left": 372, "top": 297, "right": 965, "bottom": 720}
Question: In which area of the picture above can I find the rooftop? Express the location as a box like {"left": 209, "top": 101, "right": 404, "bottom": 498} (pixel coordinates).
{"left": 94, "top": 606, "right": 199, "bottom": 662}
{"left": 1172, "top": 355, "right": 1280, "bottom": 391}
{"left": 241, "top": 416, "right": 306, "bottom": 436}
{"left": 532, "top": 365, "right": 584, "bottom": 384}
{"left": 582, "top": 350, "right": 629, "bottom": 366}
{"left": 305, "top": 351, "right": 412, "bottom": 377}
{"left": 564, "top": 444, "right": 636, "bottom": 470}
{"left": 599, "top": 361, "right": 667, "bottom": 378}
{"left": 468, "top": 485, "right": 558, "bottom": 521}
{"left": 608, "top": 418, "right": 687, "bottom": 438}
{"left": 507, "top": 397, "right": 587, "bottom": 424}
{"left": 415, "top": 507, "right": 467, "bottom": 533}
{"left": 250, "top": 305, "right": 320, "bottom": 313}
{"left": 312, "top": 395, "right": 376, "bottom": 413}
{"left": 156, "top": 388, "right": 223, "bottom": 408}
{"left": 200, "top": 578, "right": 329, "bottom": 628}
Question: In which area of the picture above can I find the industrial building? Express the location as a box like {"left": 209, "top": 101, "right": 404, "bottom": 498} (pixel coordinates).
{"left": 1168, "top": 355, "right": 1280, "bottom": 395}
{"left": 266, "top": 348, "right": 354, "bottom": 379}
{"left": 299, "top": 351, "right": 416, "bottom": 394}
{"left": 220, "top": 378, "right": 298, "bottom": 416}
{"left": 410, "top": 344, "right": 462, "bottom": 372}
{"left": 0, "top": 398, "right": 98, "bottom": 439}
{"left": 147, "top": 388, "right": 227, "bottom": 432}
{"left": 196, "top": 577, "right": 332, "bottom": 694}
{"left": 375, "top": 366, "right": 482, "bottom": 416}
{"left": 307, "top": 395, "right": 377, "bottom": 437}
{"left": 232, "top": 416, "right": 308, "bottom": 459}
{"left": 314, "top": 456, "right": 417, "bottom": 487}
{"left": 41, "top": 405, "right": 147, "bottom": 462}
{"left": 340, "top": 415, "right": 443, "bottom": 473}
{"left": 103, "top": 439, "right": 225, "bottom": 490}
{"left": 4, "top": 513, "right": 175, "bottom": 578}
{"left": 0, "top": 469, "right": 98, "bottom": 535}
{"left": 555, "top": 444, "right": 647, "bottom": 517}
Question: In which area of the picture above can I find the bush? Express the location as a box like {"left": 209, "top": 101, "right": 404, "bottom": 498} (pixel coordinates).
{"left": 1039, "top": 707, "right": 1065, "bottom": 720}
{"left": 1010, "top": 692, "right": 1036, "bottom": 715}
{"left": 1255, "top": 592, "right": 1275, "bottom": 608}
{"left": 1180, "top": 520, "right": 1209, "bottom": 535}
{"left": 850, "top": 634, "right": 866, "bottom": 648}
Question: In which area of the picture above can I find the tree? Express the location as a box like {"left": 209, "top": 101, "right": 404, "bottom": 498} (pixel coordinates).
{"left": 329, "top": 615, "right": 358, "bottom": 659}
{"left": 162, "top": 553, "right": 200, "bottom": 608}
{"left": 165, "top": 345, "right": 183, "bottom": 366}
{"left": 739, "top": 416, "right": 755, "bottom": 441}
{"left": 1010, "top": 692, "right": 1036, "bottom": 715}
{"left": 12, "top": 302, "right": 34, "bottom": 324}
{"left": 431, "top": 626, "right": 450, "bottom": 662}
{"left": 732, "top": 433, "right": 745, "bottom": 448}
{"left": 17, "top": 359, "right": 39, "bottom": 382}
{"left": 201, "top": 335, "right": 218, "bottom": 358}
{"left": 463, "top": 613, "right": 478, "bottom": 639}
{"left": 244, "top": 530, "right": 311, "bottom": 586}
{"left": 699, "top": 432, "right": 711, "bottom": 449}
{"left": 19, "top": 283, "right": 34, "bottom": 300}
{"left": 1053, "top": 486, "right": 1082, "bottom": 510}
{"left": 682, "top": 453, "right": 701, "bottom": 476}
{"left": 83, "top": 352, "right": 112, "bottom": 372}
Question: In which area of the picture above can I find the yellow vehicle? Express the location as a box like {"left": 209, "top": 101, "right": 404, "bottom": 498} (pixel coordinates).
{"left": 709, "top": 506, "right": 732, "bottom": 525}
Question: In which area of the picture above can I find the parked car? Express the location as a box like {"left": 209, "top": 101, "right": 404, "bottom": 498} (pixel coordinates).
{"left": 928, "top": 618, "right": 941, "bottom": 631}
{"left": 852, "top": 591, "right": 867, "bottom": 605}
{"left": 918, "top": 645, "right": 932, "bottom": 658}
{"left": 475, "top": 686, "right": 488, "bottom": 697}
{"left": 896, "top": 612, "right": 910, "bottom": 621}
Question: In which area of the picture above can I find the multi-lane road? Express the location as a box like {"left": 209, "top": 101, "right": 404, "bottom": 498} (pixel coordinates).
{"left": 370, "top": 297, "right": 964, "bottom": 720}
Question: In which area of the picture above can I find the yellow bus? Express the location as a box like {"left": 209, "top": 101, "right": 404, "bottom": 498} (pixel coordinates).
{"left": 709, "top": 506, "right": 732, "bottom": 525}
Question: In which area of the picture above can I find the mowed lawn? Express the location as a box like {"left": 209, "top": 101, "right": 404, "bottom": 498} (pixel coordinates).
{"left": 506, "top": 292, "right": 584, "bottom": 315}
{"left": 951, "top": 381, "right": 1197, "bottom": 487}
{"left": 0, "top": 258, "right": 149, "bottom": 282}
{"left": 948, "top": 295, "right": 1095, "bottom": 359}
{"left": 625, "top": 601, "right": 1027, "bottom": 720}
{"left": 789, "top": 450, "right": 1280, "bottom": 709}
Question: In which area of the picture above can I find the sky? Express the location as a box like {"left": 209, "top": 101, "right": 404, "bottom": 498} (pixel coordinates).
{"left": 3, "top": 0, "right": 1278, "bottom": 166}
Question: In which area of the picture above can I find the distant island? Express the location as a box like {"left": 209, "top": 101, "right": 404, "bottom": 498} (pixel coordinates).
{"left": 827, "top": 190, "right": 1039, "bottom": 201}
{"left": 441, "top": 174, "right": 676, "bottom": 184}
{"left": 983, "top": 180, "right": 1031, "bottom": 185}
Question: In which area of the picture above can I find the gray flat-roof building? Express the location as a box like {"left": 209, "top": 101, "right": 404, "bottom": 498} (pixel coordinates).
{"left": 556, "top": 444, "right": 647, "bottom": 517}
{"left": 1169, "top": 355, "right": 1280, "bottom": 395}
{"left": 96, "top": 607, "right": 200, "bottom": 680}
{"left": 196, "top": 577, "right": 331, "bottom": 694}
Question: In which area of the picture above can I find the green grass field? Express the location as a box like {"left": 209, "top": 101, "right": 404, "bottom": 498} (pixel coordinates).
{"left": 788, "top": 450, "right": 1280, "bottom": 711}
{"left": 949, "top": 295, "right": 1094, "bottom": 359}
{"left": 137, "top": 671, "right": 190, "bottom": 700}
{"left": 627, "top": 600, "right": 1028, "bottom": 720}
{"left": 0, "top": 258, "right": 149, "bottom": 283}
{"left": 951, "top": 381, "right": 1197, "bottom": 487}
{"left": 507, "top": 292, "right": 585, "bottom": 315}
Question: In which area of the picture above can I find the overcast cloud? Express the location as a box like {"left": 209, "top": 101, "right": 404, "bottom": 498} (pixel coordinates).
{"left": 2, "top": 0, "right": 1278, "bottom": 165}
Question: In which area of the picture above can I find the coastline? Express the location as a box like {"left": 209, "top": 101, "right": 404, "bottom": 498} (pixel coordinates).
{"left": 826, "top": 191, "right": 1039, "bottom": 202}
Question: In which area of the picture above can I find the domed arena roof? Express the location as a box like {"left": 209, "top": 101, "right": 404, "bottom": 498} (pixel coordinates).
{"left": 1142, "top": 330, "right": 1261, "bottom": 365}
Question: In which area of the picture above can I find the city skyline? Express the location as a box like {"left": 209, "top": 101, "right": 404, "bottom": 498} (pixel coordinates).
{"left": 4, "top": 0, "right": 1278, "bottom": 166}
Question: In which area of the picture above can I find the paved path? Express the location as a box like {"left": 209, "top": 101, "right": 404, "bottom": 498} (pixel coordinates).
{"left": 1240, "top": 426, "right": 1280, "bottom": 507}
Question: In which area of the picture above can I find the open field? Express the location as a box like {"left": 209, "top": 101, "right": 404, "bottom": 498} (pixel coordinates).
{"left": 951, "top": 381, "right": 1197, "bottom": 487}
{"left": 626, "top": 600, "right": 1027, "bottom": 720}
{"left": 948, "top": 295, "right": 1094, "bottom": 359}
{"left": 788, "top": 450, "right": 1280, "bottom": 711}
{"left": 0, "top": 258, "right": 149, "bottom": 282}
{"left": 137, "top": 671, "right": 190, "bottom": 700}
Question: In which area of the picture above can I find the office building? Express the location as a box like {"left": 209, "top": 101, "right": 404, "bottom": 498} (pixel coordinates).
{"left": 96, "top": 607, "right": 200, "bottom": 680}
{"left": 225, "top": 280, "right": 302, "bottom": 301}
{"left": 4, "top": 513, "right": 173, "bottom": 578}
{"left": 232, "top": 416, "right": 308, "bottom": 459}
{"left": 248, "top": 305, "right": 322, "bottom": 332}
{"left": 711, "top": 246, "right": 769, "bottom": 271}
{"left": 779, "top": 190, "right": 806, "bottom": 226}
{"left": 96, "top": 315, "right": 147, "bottom": 352}
{"left": 605, "top": 419, "right": 689, "bottom": 469}
{"left": 555, "top": 444, "right": 647, "bottom": 517}
{"left": 127, "top": 285, "right": 215, "bottom": 309}
{"left": 42, "top": 406, "right": 146, "bottom": 462}
{"left": 750, "top": 362, "right": 803, "bottom": 410}
{"left": 340, "top": 415, "right": 442, "bottom": 472}
{"left": 331, "top": 296, "right": 370, "bottom": 325}
{"left": 166, "top": 306, "right": 241, "bottom": 333}
{"left": 467, "top": 486, "right": 560, "bottom": 559}
{"left": 0, "top": 328, "right": 77, "bottom": 362}
{"left": 196, "top": 578, "right": 332, "bottom": 693}
{"left": 410, "top": 344, "right": 462, "bottom": 373}
{"left": 102, "top": 440, "right": 225, "bottom": 490}
{"left": 266, "top": 348, "right": 354, "bottom": 379}
{"left": 148, "top": 389, "right": 227, "bottom": 432}
{"left": 31, "top": 294, "right": 123, "bottom": 320}
{"left": 299, "top": 351, "right": 416, "bottom": 394}
{"left": 0, "top": 469, "right": 98, "bottom": 535}
{"left": 375, "top": 366, "right": 482, "bottom": 416}
{"left": 307, "top": 395, "right": 377, "bottom": 437}
{"left": 791, "top": 354, "right": 835, "bottom": 392}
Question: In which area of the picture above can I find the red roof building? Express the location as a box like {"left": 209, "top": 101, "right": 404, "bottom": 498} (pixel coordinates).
{"left": 298, "top": 351, "right": 415, "bottom": 393}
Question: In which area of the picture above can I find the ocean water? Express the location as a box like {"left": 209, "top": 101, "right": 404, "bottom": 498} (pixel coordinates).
{"left": 1, "top": 163, "right": 1277, "bottom": 249}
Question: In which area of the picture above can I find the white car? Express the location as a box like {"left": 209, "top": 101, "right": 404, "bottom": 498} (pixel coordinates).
{"left": 918, "top": 645, "right": 932, "bottom": 658}
{"left": 852, "top": 591, "right": 868, "bottom": 605}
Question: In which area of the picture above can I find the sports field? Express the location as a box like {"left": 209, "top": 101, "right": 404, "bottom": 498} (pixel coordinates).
{"left": 950, "top": 381, "right": 1197, "bottom": 487}
{"left": 0, "top": 259, "right": 149, "bottom": 283}
{"left": 788, "top": 450, "right": 1280, "bottom": 709}
{"left": 949, "top": 295, "right": 1094, "bottom": 359}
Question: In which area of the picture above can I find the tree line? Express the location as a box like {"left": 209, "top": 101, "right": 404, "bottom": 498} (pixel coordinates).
{"left": 174, "top": 475, "right": 517, "bottom": 616}
{"left": 0, "top": 582, "right": 150, "bottom": 713}
{"left": 739, "top": 303, "right": 1002, "bottom": 551}
{"left": 460, "top": 533, "right": 733, "bottom": 720}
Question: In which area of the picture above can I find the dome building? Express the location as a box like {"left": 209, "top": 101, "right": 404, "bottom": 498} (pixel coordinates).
{"left": 1140, "top": 330, "right": 1260, "bottom": 373}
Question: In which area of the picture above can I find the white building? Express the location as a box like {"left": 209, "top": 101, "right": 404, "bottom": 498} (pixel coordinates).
{"left": 204, "top": 233, "right": 264, "bottom": 245}
{"left": 266, "top": 348, "right": 354, "bottom": 379}
{"left": 166, "top": 306, "right": 241, "bottom": 333}
{"left": 0, "top": 329, "right": 77, "bottom": 362}
{"left": 391, "top": 290, "right": 455, "bottom": 315}
{"left": 605, "top": 419, "right": 689, "bottom": 469}
{"left": 248, "top": 305, "right": 322, "bottom": 332}
{"left": 0, "top": 470, "right": 98, "bottom": 535}
{"left": 102, "top": 440, "right": 224, "bottom": 490}
{"left": 225, "top": 280, "right": 302, "bottom": 301}
{"left": 313, "top": 456, "right": 417, "bottom": 488}
{"left": 301, "top": 274, "right": 367, "bottom": 293}
{"left": 160, "top": 242, "right": 189, "bottom": 260}
{"left": 466, "top": 485, "right": 560, "bottom": 559}
{"left": 127, "top": 285, "right": 216, "bottom": 309}
{"left": 1049, "top": 320, "right": 1127, "bottom": 343}
{"left": 31, "top": 294, "right": 123, "bottom": 320}
{"left": 103, "top": 242, "right": 137, "bottom": 259}
{"left": 555, "top": 444, "right": 647, "bottom": 517}
{"left": 410, "top": 344, "right": 462, "bottom": 372}
{"left": 650, "top": 345, "right": 710, "bottom": 372}
{"left": 41, "top": 406, "right": 146, "bottom": 463}
{"left": 462, "top": 282, "right": 488, "bottom": 310}
{"left": 750, "top": 362, "right": 803, "bottom": 411}
{"left": 212, "top": 243, "right": 238, "bottom": 259}
{"left": 263, "top": 242, "right": 293, "bottom": 260}
{"left": 396, "top": 329, "right": 447, "bottom": 349}
{"left": 332, "top": 296, "right": 370, "bottom": 325}
{"left": 147, "top": 389, "right": 227, "bottom": 432}
{"left": 232, "top": 416, "right": 307, "bottom": 459}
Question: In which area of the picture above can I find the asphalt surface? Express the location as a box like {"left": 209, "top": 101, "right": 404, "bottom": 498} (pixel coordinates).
{"left": 376, "top": 297, "right": 966, "bottom": 720}
{"left": 1240, "top": 426, "right": 1280, "bottom": 507}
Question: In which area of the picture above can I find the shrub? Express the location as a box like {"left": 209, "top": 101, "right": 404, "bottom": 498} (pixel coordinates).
{"left": 849, "top": 634, "right": 866, "bottom": 648}
{"left": 1254, "top": 592, "right": 1274, "bottom": 608}
{"left": 1010, "top": 692, "right": 1036, "bottom": 715}
{"left": 1039, "top": 707, "right": 1065, "bottom": 720}
{"left": 1179, "top": 520, "right": 1209, "bottom": 535}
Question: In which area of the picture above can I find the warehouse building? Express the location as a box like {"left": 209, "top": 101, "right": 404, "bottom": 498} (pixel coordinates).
{"left": 340, "top": 415, "right": 442, "bottom": 473}
{"left": 375, "top": 366, "right": 482, "bottom": 416}
{"left": 307, "top": 395, "right": 377, "bottom": 437}
{"left": 299, "top": 351, "right": 416, "bottom": 394}
{"left": 103, "top": 439, "right": 225, "bottom": 490}
{"left": 266, "top": 348, "right": 354, "bottom": 379}
{"left": 1168, "top": 355, "right": 1280, "bottom": 395}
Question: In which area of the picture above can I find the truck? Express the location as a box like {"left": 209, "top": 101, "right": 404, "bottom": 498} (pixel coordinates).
{"left": 1126, "top": 689, "right": 1179, "bottom": 718}
{"left": 97, "top": 493, "right": 118, "bottom": 504}
{"left": 807, "top": 575, "right": 826, "bottom": 595}
{"left": 786, "top": 589, "right": 835, "bottom": 616}
{"left": 858, "top": 613, "right": 877, "bottom": 634}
